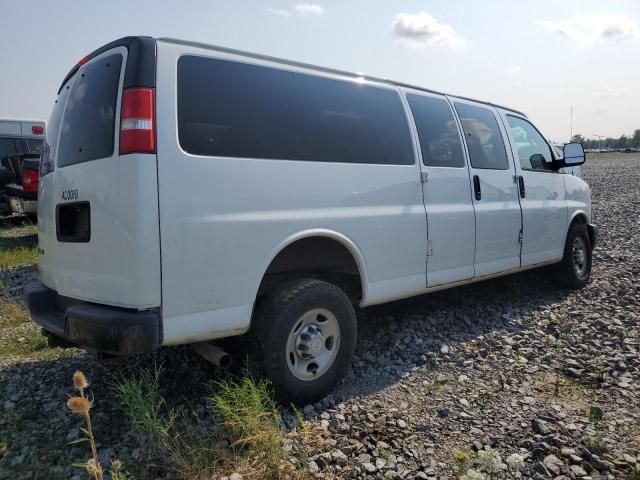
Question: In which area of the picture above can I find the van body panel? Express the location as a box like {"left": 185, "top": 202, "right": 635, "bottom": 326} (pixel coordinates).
{"left": 514, "top": 169, "right": 567, "bottom": 266}
{"left": 564, "top": 175, "right": 592, "bottom": 226}
{"left": 498, "top": 110, "right": 570, "bottom": 266}
{"left": 155, "top": 41, "right": 427, "bottom": 343}
{"left": 38, "top": 46, "right": 161, "bottom": 309}
{"left": 401, "top": 88, "right": 476, "bottom": 287}
{"left": 450, "top": 98, "right": 523, "bottom": 277}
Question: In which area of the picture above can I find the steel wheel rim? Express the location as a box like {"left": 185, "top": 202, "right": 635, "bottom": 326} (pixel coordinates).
{"left": 572, "top": 237, "right": 587, "bottom": 277}
{"left": 286, "top": 308, "right": 341, "bottom": 382}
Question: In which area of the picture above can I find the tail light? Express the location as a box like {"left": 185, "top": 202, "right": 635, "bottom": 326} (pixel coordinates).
{"left": 120, "top": 87, "right": 156, "bottom": 155}
{"left": 31, "top": 125, "right": 44, "bottom": 135}
{"left": 22, "top": 168, "right": 39, "bottom": 194}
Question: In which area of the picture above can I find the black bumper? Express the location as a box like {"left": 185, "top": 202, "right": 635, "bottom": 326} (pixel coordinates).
{"left": 588, "top": 224, "right": 598, "bottom": 249}
{"left": 23, "top": 282, "right": 161, "bottom": 356}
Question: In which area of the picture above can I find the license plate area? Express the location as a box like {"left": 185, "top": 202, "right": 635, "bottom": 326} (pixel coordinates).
{"left": 56, "top": 202, "right": 91, "bottom": 242}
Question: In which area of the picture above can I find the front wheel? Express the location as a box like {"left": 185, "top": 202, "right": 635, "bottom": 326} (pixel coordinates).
{"left": 251, "top": 278, "right": 357, "bottom": 404}
{"left": 553, "top": 222, "right": 592, "bottom": 289}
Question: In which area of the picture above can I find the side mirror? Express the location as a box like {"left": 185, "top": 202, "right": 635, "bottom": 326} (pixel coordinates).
{"left": 529, "top": 153, "right": 546, "bottom": 170}
{"left": 560, "top": 142, "right": 586, "bottom": 167}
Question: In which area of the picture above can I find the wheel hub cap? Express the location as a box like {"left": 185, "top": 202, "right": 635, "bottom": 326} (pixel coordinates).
{"left": 572, "top": 237, "right": 587, "bottom": 276}
{"left": 286, "top": 308, "right": 341, "bottom": 381}
{"left": 296, "top": 325, "right": 324, "bottom": 358}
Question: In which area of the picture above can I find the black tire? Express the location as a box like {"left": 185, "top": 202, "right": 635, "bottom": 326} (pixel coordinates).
{"left": 553, "top": 222, "right": 592, "bottom": 289}
{"left": 251, "top": 278, "right": 357, "bottom": 405}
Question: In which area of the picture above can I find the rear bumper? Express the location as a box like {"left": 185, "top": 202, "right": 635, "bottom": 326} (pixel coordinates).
{"left": 23, "top": 282, "right": 161, "bottom": 356}
{"left": 588, "top": 224, "right": 598, "bottom": 249}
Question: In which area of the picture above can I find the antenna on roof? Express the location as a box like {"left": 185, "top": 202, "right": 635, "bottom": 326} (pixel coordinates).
{"left": 570, "top": 106, "right": 573, "bottom": 140}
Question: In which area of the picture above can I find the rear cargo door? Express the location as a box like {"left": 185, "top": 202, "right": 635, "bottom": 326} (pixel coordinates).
{"left": 38, "top": 47, "right": 161, "bottom": 308}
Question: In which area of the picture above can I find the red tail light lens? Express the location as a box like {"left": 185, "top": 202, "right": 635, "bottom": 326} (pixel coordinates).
{"left": 31, "top": 125, "right": 44, "bottom": 135}
{"left": 22, "top": 168, "right": 39, "bottom": 194}
{"left": 120, "top": 87, "right": 156, "bottom": 155}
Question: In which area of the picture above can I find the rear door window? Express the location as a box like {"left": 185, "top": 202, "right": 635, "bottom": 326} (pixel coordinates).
{"left": 177, "top": 55, "right": 414, "bottom": 165}
{"left": 407, "top": 94, "right": 464, "bottom": 167}
{"left": 25, "top": 139, "right": 43, "bottom": 155}
{"left": 454, "top": 103, "right": 509, "bottom": 170}
{"left": 58, "top": 53, "right": 122, "bottom": 167}
{"left": 0, "top": 138, "right": 17, "bottom": 160}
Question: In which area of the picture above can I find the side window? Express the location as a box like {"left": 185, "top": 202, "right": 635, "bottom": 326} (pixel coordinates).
{"left": 26, "top": 139, "right": 43, "bottom": 155}
{"left": 454, "top": 103, "right": 509, "bottom": 170}
{"left": 407, "top": 94, "right": 464, "bottom": 167}
{"left": 177, "top": 56, "right": 414, "bottom": 165}
{"left": 0, "top": 138, "right": 17, "bottom": 160}
{"left": 506, "top": 115, "right": 553, "bottom": 171}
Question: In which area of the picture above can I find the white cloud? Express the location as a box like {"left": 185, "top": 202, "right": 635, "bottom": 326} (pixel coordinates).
{"left": 539, "top": 14, "right": 640, "bottom": 48}
{"left": 270, "top": 3, "right": 324, "bottom": 17}
{"left": 391, "top": 11, "right": 467, "bottom": 50}
{"left": 292, "top": 3, "right": 324, "bottom": 16}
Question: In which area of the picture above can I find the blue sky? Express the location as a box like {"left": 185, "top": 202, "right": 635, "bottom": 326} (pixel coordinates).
{"left": 2, "top": 0, "right": 638, "bottom": 141}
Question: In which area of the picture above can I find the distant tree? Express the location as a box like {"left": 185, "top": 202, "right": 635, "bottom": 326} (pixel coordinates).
{"left": 569, "top": 131, "right": 639, "bottom": 149}
{"left": 618, "top": 135, "right": 628, "bottom": 148}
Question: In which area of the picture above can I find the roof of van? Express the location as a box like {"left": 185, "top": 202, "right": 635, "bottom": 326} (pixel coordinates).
{"left": 158, "top": 37, "right": 527, "bottom": 117}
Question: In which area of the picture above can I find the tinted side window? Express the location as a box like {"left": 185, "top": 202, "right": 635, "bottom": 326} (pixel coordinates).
{"left": 407, "top": 94, "right": 464, "bottom": 167}
{"left": 454, "top": 103, "right": 509, "bottom": 170}
{"left": 0, "top": 138, "right": 17, "bottom": 160}
{"left": 177, "top": 56, "right": 414, "bottom": 165}
{"left": 58, "top": 54, "right": 122, "bottom": 167}
{"left": 507, "top": 115, "right": 553, "bottom": 171}
{"left": 26, "top": 139, "right": 43, "bottom": 155}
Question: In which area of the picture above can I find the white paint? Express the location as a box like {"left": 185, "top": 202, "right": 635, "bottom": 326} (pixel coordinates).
{"left": 38, "top": 39, "right": 594, "bottom": 348}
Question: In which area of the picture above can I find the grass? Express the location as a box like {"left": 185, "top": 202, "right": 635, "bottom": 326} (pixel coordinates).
{"left": 113, "top": 366, "right": 177, "bottom": 438}
{"left": 212, "top": 377, "right": 281, "bottom": 454}
{"left": 0, "top": 222, "right": 38, "bottom": 270}
{"left": 0, "top": 294, "right": 48, "bottom": 356}
{"left": 0, "top": 294, "right": 31, "bottom": 328}
{"left": 587, "top": 151, "right": 640, "bottom": 161}
{"left": 114, "top": 366, "right": 310, "bottom": 479}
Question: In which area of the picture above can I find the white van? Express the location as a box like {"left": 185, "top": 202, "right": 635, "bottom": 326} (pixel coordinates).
{"left": 25, "top": 37, "right": 596, "bottom": 403}
{"left": 0, "top": 118, "right": 45, "bottom": 215}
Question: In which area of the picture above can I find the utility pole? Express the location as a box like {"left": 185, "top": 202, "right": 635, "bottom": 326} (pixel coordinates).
{"left": 594, "top": 134, "right": 604, "bottom": 152}
{"left": 570, "top": 106, "right": 573, "bottom": 141}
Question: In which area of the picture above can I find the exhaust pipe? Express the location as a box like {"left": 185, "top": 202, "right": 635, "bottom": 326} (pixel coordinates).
{"left": 192, "top": 342, "right": 232, "bottom": 369}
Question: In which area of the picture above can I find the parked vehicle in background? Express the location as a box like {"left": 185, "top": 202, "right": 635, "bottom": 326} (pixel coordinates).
{"left": 25, "top": 36, "right": 596, "bottom": 403}
{"left": 0, "top": 119, "right": 45, "bottom": 215}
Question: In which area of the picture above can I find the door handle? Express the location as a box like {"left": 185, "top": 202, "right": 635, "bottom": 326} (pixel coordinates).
{"left": 518, "top": 175, "right": 525, "bottom": 198}
{"left": 473, "top": 175, "right": 481, "bottom": 200}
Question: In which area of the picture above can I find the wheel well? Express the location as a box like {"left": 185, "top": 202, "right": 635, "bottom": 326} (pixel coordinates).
{"left": 569, "top": 213, "right": 595, "bottom": 246}
{"left": 571, "top": 213, "right": 587, "bottom": 225}
{"left": 257, "top": 237, "right": 363, "bottom": 303}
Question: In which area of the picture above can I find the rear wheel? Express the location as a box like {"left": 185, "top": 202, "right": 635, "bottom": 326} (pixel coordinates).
{"left": 251, "top": 278, "right": 356, "bottom": 404}
{"left": 553, "top": 222, "right": 592, "bottom": 289}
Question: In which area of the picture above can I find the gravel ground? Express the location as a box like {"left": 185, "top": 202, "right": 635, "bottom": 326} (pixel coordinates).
{"left": 1, "top": 156, "right": 638, "bottom": 479}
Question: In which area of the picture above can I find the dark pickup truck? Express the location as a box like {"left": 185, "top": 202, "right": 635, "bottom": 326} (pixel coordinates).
{"left": 0, "top": 119, "right": 45, "bottom": 216}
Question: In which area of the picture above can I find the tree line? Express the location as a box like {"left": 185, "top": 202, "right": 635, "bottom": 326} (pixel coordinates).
{"left": 570, "top": 129, "right": 640, "bottom": 149}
